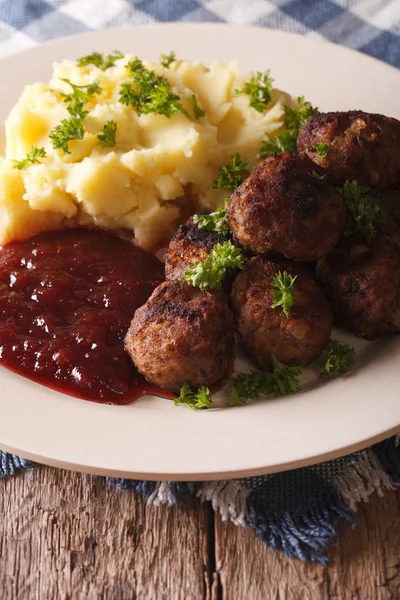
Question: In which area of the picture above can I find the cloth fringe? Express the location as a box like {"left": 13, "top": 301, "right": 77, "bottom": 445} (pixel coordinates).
{"left": 0, "top": 451, "right": 32, "bottom": 478}
{"left": 196, "top": 480, "right": 250, "bottom": 526}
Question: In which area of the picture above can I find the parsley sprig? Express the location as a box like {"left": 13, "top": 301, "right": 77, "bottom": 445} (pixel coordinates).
{"left": 212, "top": 153, "right": 250, "bottom": 190}
{"left": 160, "top": 51, "right": 176, "bottom": 68}
{"left": 187, "top": 94, "right": 205, "bottom": 119}
{"left": 174, "top": 383, "right": 212, "bottom": 410}
{"left": 77, "top": 51, "right": 124, "bottom": 71}
{"left": 182, "top": 241, "right": 246, "bottom": 291}
{"left": 235, "top": 70, "right": 274, "bottom": 112}
{"left": 230, "top": 355, "right": 302, "bottom": 406}
{"left": 340, "top": 180, "right": 386, "bottom": 242}
{"left": 60, "top": 78, "right": 102, "bottom": 117}
{"left": 13, "top": 147, "right": 47, "bottom": 170}
{"left": 120, "top": 58, "right": 195, "bottom": 121}
{"left": 270, "top": 271, "right": 297, "bottom": 317}
{"left": 314, "top": 143, "right": 331, "bottom": 162}
{"left": 193, "top": 198, "right": 229, "bottom": 235}
{"left": 261, "top": 96, "right": 318, "bottom": 157}
{"left": 49, "top": 116, "right": 86, "bottom": 154}
{"left": 317, "top": 340, "right": 355, "bottom": 379}
{"left": 97, "top": 120, "right": 117, "bottom": 148}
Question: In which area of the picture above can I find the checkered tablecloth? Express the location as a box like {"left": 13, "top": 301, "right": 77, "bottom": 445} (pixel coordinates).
{"left": 0, "top": 0, "right": 399, "bottom": 67}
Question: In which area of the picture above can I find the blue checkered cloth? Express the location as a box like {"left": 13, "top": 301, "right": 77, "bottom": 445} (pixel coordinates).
{"left": 0, "top": 0, "right": 399, "bottom": 564}
{"left": 0, "top": 0, "right": 399, "bottom": 66}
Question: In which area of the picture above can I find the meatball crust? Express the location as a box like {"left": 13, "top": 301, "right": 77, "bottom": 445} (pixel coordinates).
{"left": 227, "top": 153, "right": 347, "bottom": 261}
{"left": 230, "top": 257, "right": 333, "bottom": 369}
{"left": 125, "top": 280, "right": 234, "bottom": 391}
{"left": 297, "top": 111, "right": 400, "bottom": 191}
{"left": 381, "top": 184, "right": 400, "bottom": 247}
{"left": 164, "top": 217, "right": 230, "bottom": 281}
{"left": 317, "top": 236, "right": 400, "bottom": 340}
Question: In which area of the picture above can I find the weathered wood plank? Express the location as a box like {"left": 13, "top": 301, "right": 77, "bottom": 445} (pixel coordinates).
{"left": 0, "top": 467, "right": 211, "bottom": 600}
{"left": 214, "top": 489, "right": 400, "bottom": 600}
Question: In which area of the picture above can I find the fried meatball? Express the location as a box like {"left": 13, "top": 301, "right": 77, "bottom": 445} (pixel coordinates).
{"left": 125, "top": 280, "right": 234, "bottom": 391}
{"left": 317, "top": 236, "right": 400, "bottom": 340}
{"left": 297, "top": 111, "right": 400, "bottom": 190}
{"left": 227, "top": 153, "right": 347, "bottom": 261}
{"left": 381, "top": 184, "right": 400, "bottom": 247}
{"left": 164, "top": 217, "right": 230, "bottom": 281}
{"left": 230, "top": 257, "right": 333, "bottom": 369}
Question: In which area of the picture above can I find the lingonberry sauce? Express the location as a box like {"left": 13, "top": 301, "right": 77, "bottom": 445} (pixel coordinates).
{"left": 0, "top": 229, "right": 166, "bottom": 404}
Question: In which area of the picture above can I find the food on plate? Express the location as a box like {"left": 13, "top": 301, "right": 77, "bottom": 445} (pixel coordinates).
{"left": 317, "top": 235, "right": 400, "bottom": 340}
{"left": 297, "top": 111, "right": 400, "bottom": 190}
{"left": 0, "top": 229, "right": 164, "bottom": 402}
{"left": 227, "top": 153, "right": 347, "bottom": 261}
{"left": 125, "top": 280, "right": 234, "bottom": 391}
{"left": 230, "top": 257, "right": 333, "bottom": 369}
{"left": 0, "top": 53, "right": 296, "bottom": 250}
{"left": 381, "top": 184, "right": 400, "bottom": 246}
{"left": 164, "top": 216, "right": 231, "bottom": 281}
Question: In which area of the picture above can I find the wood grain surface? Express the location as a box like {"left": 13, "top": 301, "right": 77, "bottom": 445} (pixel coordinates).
{"left": 0, "top": 466, "right": 399, "bottom": 599}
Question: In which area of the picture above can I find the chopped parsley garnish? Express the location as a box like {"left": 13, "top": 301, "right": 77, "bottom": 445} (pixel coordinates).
{"left": 174, "top": 383, "right": 212, "bottom": 410}
{"left": 230, "top": 355, "right": 302, "bottom": 406}
{"left": 270, "top": 271, "right": 297, "bottom": 317}
{"left": 97, "top": 120, "right": 117, "bottom": 148}
{"left": 160, "top": 51, "right": 176, "bottom": 68}
{"left": 181, "top": 241, "right": 246, "bottom": 291}
{"left": 187, "top": 94, "right": 206, "bottom": 119}
{"left": 49, "top": 115, "right": 86, "bottom": 154}
{"left": 340, "top": 179, "right": 386, "bottom": 242}
{"left": 193, "top": 198, "right": 229, "bottom": 235}
{"left": 212, "top": 153, "right": 250, "bottom": 190}
{"left": 260, "top": 96, "right": 318, "bottom": 158}
{"left": 13, "top": 147, "right": 47, "bottom": 170}
{"left": 120, "top": 61, "right": 193, "bottom": 121}
{"left": 317, "top": 340, "right": 355, "bottom": 379}
{"left": 60, "top": 78, "right": 102, "bottom": 117}
{"left": 314, "top": 142, "right": 331, "bottom": 162}
{"left": 235, "top": 70, "right": 274, "bottom": 112}
{"left": 77, "top": 51, "right": 124, "bottom": 71}
{"left": 310, "top": 170, "right": 325, "bottom": 180}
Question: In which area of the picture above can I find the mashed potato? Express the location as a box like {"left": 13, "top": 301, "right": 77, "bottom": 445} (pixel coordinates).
{"left": 0, "top": 55, "right": 296, "bottom": 250}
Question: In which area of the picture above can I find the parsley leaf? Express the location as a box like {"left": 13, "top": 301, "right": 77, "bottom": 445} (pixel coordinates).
{"left": 230, "top": 355, "right": 301, "bottom": 406}
{"left": 181, "top": 241, "right": 246, "bottom": 291}
{"left": 310, "top": 170, "right": 325, "bottom": 180}
{"left": 340, "top": 179, "right": 386, "bottom": 242}
{"left": 270, "top": 271, "right": 297, "bottom": 317}
{"left": 160, "top": 51, "right": 176, "bottom": 68}
{"left": 120, "top": 63, "right": 192, "bottom": 121}
{"left": 235, "top": 70, "right": 274, "bottom": 112}
{"left": 49, "top": 115, "right": 86, "bottom": 154}
{"left": 77, "top": 51, "right": 124, "bottom": 71}
{"left": 212, "top": 153, "right": 250, "bottom": 190}
{"left": 174, "top": 383, "right": 212, "bottom": 410}
{"left": 261, "top": 96, "right": 318, "bottom": 159}
{"left": 317, "top": 340, "right": 355, "bottom": 379}
{"left": 97, "top": 120, "right": 117, "bottom": 148}
{"left": 187, "top": 94, "right": 205, "bottom": 119}
{"left": 314, "top": 142, "right": 331, "bottom": 162}
{"left": 193, "top": 198, "right": 229, "bottom": 235}
{"left": 60, "top": 78, "right": 102, "bottom": 117}
{"left": 13, "top": 147, "right": 47, "bottom": 170}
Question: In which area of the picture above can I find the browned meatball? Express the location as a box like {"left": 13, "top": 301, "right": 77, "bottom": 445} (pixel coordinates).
{"left": 381, "top": 184, "right": 400, "bottom": 247}
{"left": 230, "top": 257, "right": 333, "bottom": 369}
{"left": 227, "top": 153, "right": 347, "bottom": 261}
{"left": 317, "top": 236, "right": 400, "bottom": 340}
{"left": 125, "top": 280, "right": 234, "bottom": 391}
{"left": 165, "top": 217, "right": 230, "bottom": 281}
{"left": 297, "top": 111, "right": 400, "bottom": 190}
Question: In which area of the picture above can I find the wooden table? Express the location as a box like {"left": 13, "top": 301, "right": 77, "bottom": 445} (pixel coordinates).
{"left": 0, "top": 466, "right": 399, "bottom": 599}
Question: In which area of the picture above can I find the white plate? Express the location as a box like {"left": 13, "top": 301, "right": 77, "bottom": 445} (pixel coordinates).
{"left": 0, "top": 24, "right": 399, "bottom": 481}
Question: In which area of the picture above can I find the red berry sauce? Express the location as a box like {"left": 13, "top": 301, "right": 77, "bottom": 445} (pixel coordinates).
{"left": 0, "top": 229, "right": 165, "bottom": 404}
